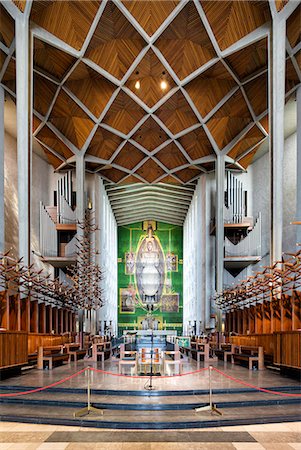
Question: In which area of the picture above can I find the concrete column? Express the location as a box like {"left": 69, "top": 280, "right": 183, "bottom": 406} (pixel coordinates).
{"left": 296, "top": 86, "right": 301, "bottom": 245}
{"left": 195, "top": 177, "right": 207, "bottom": 335}
{"left": 270, "top": 17, "right": 286, "bottom": 264}
{"left": 215, "top": 154, "right": 225, "bottom": 331}
{"left": 15, "top": 16, "right": 31, "bottom": 265}
{"left": 76, "top": 153, "right": 85, "bottom": 232}
{"left": 75, "top": 154, "right": 85, "bottom": 347}
{"left": 0, "top": 86, "right": 4, "bottom": 254}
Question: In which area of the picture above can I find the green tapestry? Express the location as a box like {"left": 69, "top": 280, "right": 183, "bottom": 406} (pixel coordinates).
{"left": 118, "top": 221, "right": 183, "bottom": 334}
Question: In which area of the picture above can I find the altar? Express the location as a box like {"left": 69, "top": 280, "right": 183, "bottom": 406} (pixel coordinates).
{"left": 123, "top": 330, "right": 177, "bottom": 352}
{"left": 123, "top": 330, "right": 177, "bottom": 337}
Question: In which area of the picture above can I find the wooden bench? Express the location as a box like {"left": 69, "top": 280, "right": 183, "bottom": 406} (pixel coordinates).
{"left": 119, "top": 350, "right": 138, "bottom": 375}
{"left": 163, "top": 350, "right": 182, "bottom": 375}
{"left": 65, "top": 343, "right": 86, "bottom": 362}
{"left": 196, "top": 343, "right": 210, "bottom": 364}
{"left": 37, "top": 345, "right": 69, "bottom": 370}
{"left": 215, "top": 344, "right": 235, "bottom": 362}
{"left": 92, "top": 343, "right": 105, "bottom": 368}
{"left": 232, "top": 345, "right": 264, "bottom": 370}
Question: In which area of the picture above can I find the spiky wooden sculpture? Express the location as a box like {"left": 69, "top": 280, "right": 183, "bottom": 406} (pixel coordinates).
{"left": 67, "top": 211, "right": 105, "bottom": 310}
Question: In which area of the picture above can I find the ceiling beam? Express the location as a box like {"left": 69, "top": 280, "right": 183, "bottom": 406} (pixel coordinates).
{"left": 107, "top": 187, "right": 194, "bottom": 200}
{"left": 109, "top": 192, "right": 193, "bottom": 206}
{"left": 114, "top": 207, "right": 186, "bottom": 221}
{"left": 116, "top": 212, "right": 184, "bottom": 226}
{"left": 111, "top": 196, "right": 190, "bottom": 210}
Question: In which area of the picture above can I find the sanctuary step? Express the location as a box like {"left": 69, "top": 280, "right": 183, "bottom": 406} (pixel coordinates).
{"left": 0, "top": 402, "right": 300, "bottom": 430}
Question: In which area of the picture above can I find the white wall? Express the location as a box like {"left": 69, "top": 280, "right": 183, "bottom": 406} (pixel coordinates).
{"left": 196, "top": 131, "right": 298, "bottom": 327}
{"left": 31, "top": 150, "right": 56, "bottom": 273}
{"left": 4, "top": 131, "right": 19, "bottom": 256}
{"left": 183, "top": 176, "right": 209, "bottom": 334}
{"left": 4, "top": 128, "right": 55, "bottom": 276}
{"left": 223, "top": 131, "right": 297, "bottom": 287}
{"left": 94, "top": 176, "right": 118, "bottom": 335}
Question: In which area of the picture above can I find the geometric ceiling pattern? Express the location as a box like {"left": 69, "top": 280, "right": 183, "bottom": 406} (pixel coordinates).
{"left": 1, "top": 0, "right": 301, "bottom": 224}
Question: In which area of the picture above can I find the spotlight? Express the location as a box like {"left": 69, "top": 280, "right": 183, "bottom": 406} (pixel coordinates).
{"left": 160, "top": 79, "right": 167, "bottom": 90}
{"left": 135, "top": 80, "right": 141, "bottom": 90}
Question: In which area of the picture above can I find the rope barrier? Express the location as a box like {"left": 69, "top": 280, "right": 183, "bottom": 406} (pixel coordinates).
{"left": 212, "top": 367, "right": 301, "bottom": 397}
{"left": 0, "top": 365, "right": 300, "bottom": 399}
{"left": 89, "top": 366, "right": 209, "bottom": 379}
{"left": 0, "top": 368, "right": 88, "bottom": 397}
{"left": 0, "top": 366, "right": 209, "bottom": 397}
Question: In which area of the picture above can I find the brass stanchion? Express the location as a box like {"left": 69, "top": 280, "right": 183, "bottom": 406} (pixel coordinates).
{"left": 195, "top": 366, "right": 222, "bottom": 415}
{"left": 73, "top": 367, "right": 103, "bottom": 417}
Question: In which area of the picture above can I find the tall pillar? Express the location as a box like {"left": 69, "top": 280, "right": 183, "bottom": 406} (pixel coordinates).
{"left": 0, "top": 86, "right": 4, "bottom": 254}
{"left": 76, "top": 154, "right": 85, "bottom": 346}
{"left": 215, "top": 154, "right": 225, "bottom": 331}
{"left": 76, "top": 154, "right": 85, "bottom": 228}
{"left": 270, "top": 17, "right": 286, "bottom": 264}
{"left": 15, "top": 16, "right": 31, "bottom": 265}
{"left": 296, "top": 86, "right": 301, "bottom": 246}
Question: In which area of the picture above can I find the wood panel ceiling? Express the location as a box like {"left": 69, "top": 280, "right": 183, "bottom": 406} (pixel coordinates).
{"left": 0, "top": 0, "right": 300, "bottom": 224}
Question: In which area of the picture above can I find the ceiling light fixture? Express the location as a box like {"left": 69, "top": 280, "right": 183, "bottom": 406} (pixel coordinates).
{"left": 160, "top": 71, "right": 167, "bottom": 91}
{"left": 160, "top": 80, "right": 167, "bottom": 90}
{"left": 135, "top": 71, "right": 140, "bottom": 90}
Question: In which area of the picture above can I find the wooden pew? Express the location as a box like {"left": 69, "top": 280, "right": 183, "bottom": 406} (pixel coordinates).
{"left": 274, "top": 330, "right": 301, "bottom": 372}
{"left": 28, "top": 333, "right": 72, "bottom": 365}
{"left": 163, "top": 350, "right": 182, "bottom": 375}
{"left": 215, "top": 344, "right": 235, "bottom": 362}
{"left": 229, "top": 334, "right": 274, "bottom": 366}
{"left": 232, "top": 345, "right": 264, "bottom": 370}
{"left": 37, "top": 345, "right": 69, "bottom": 370}
{"left": 0, "top": 331, "right": 28, "bottom": 371}
{"left": 65, "top": 343, "right": 86, "bottom": 362}
{"left": 91, "top": 343, "right": 105, "bottom": 368}
{"left": 196, "top": 343, "right": 210, "bottom": 364}
{"left": 119, "top": 350, "right": 138, "bottom": 375}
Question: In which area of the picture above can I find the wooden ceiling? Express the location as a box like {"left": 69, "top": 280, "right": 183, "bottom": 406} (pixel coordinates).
{"left": 0, "top": 0, "right": 300, "bottom": 201}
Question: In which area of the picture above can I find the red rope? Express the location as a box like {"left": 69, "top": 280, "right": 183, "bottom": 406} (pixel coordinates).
{"left": 2, "top": 365, "right": 299, "bottom": 399}
{"left": 89, "top": 366, "right": 209, "bottom": 379}
{"left": 212, "top": 367, "right": 301, "bottom": 397}
{"left": 0, "top": 368, "right": 88, "bottom": 397}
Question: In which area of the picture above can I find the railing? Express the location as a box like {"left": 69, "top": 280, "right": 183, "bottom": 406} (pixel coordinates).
{"left": 224, "top": 213, "right": 261, "bottom": 257}
{"left": 57, "top": 171, "right": 76, "bottom": 224}
{"left": 40, "top": 202, "right": 57, "bottom": 257}
{"left": 65, "top": 235, "right": 77, "bottom": 257}
{"left": 224, "top": 171, "right": 244, "bottom": 223}
{"left": 57, "top": 171, "right": 72, "bottom": 208}
{"left": 57, "top": 192, "right": 76, "bottom": 224}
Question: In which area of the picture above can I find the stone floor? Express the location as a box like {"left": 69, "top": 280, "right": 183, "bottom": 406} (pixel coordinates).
{"left": 0, "top": 420, "right": 300, "bottom": 449}
{"left": 0, "top": 358, "right": 299, "bottom": 392}
{"left": 0, "top": 358, "right": 300, "bottom": 441}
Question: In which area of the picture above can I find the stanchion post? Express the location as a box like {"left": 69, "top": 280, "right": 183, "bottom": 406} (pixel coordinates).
{"left": 195, "top": 366, "right": 222, "bottom": 415}
{"left": 145, "top": 330, "right": 155, "bottom": 391}
{"left": 209, "top": 365, "right": 213, "bottom": 409}
{"left": 73, "top": 367, "right": 103, "bottom": 417}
